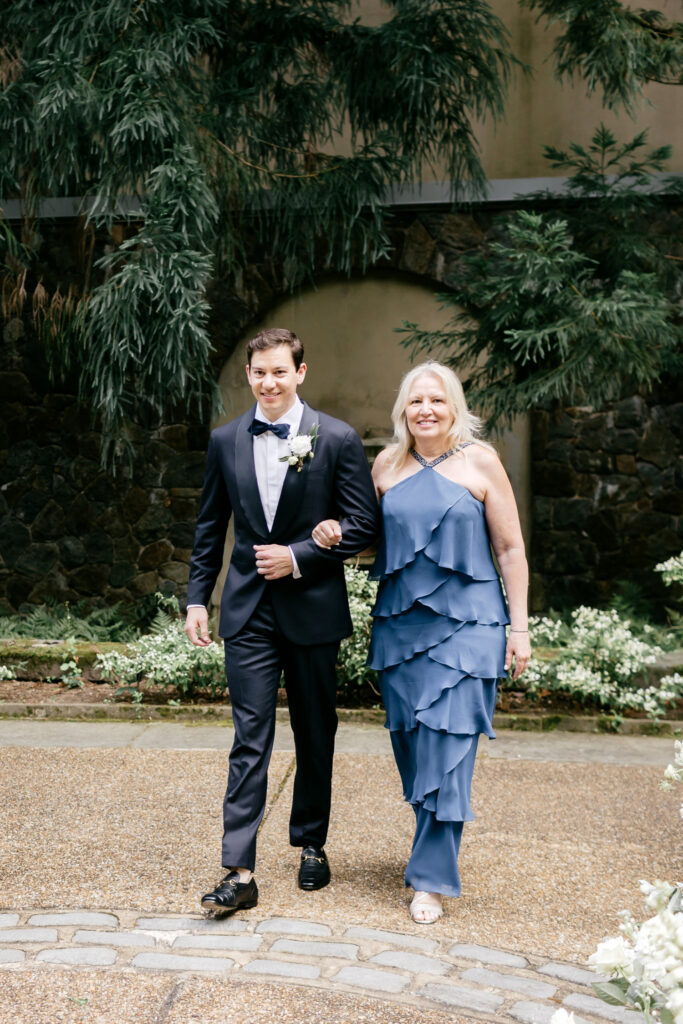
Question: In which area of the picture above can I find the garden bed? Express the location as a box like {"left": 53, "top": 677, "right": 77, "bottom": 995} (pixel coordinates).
{"left": 1, "top": 674, "right": 681, "bottom": 724}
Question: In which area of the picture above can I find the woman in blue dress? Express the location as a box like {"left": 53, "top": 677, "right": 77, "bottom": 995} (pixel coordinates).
{"left": 313, "top": 361, "right": 530, "bottom": 924}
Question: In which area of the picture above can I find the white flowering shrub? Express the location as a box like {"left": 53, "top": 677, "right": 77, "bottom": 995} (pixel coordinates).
{"left": 95, "top": 619, "right": 226, "bottom": 700}
{"left": 521, "top": 607, "right": 682, "bottom": 719}
{"left": 337, "top": 563, "right": 379, "bottom": 701}
{"left": 656, "top": 553, "right": 683, "bottom": 588}
{"left": 0, "top": 664, "right": 14, "bottom": 681}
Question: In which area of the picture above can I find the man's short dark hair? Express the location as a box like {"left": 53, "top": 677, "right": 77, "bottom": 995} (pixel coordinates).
{"left": 246, "top": 328, "right": 304, "bottom": 369}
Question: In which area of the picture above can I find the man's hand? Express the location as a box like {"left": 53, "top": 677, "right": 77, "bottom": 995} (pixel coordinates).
{"left": 312, "top": 519, "right": 342, "bottom": 548}
{"left": 254, "top": 544, "right": 294, "bottom": 579}
{"left": 185, "top": 606, "right": 212, "bottom": 647}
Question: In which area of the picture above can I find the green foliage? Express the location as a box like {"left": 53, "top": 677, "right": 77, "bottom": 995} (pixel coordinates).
{"left": 337, "top": 563, "right": 379, "bottom": 701}
{"left": 57, "top": 637, "right": 84, "bottom": 689}
{"left": 524, "top": 0, "right": 683, "bottom": 113}
{"left": 401, "top": 127, "right": 682, "bottom": 427}
{"left": 519, "top": 607, "right": 683, "bottom": 720}
{"left": 0, "top": 600, "right": 141, "bottom": 642}
{"left": 95, "top": 599, "right": 227, "bottom": 701}
{"left": 1, "top": 0, "right": 516, "bottom": 464}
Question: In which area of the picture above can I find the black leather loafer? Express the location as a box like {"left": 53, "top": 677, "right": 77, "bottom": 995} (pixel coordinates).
{"left": 298, "top": 846, "right": 331, "bottom": 891}
{"left": 201, "top": 871, "right": 259, "bottom": 916}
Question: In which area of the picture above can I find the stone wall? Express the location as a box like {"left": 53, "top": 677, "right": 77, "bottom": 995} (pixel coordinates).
{"left": 1, "top": 208, "right": 681, "bottom": 613}
{"left": 530, "top": 386, "right": 682, "bottom": 611}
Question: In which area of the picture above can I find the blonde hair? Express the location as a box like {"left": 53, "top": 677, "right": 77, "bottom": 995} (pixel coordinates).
{"left": 388, "top": 361, "right": 492, "bottom": 467}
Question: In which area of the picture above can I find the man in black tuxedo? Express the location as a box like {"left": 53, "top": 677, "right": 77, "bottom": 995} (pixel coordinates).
{"left": 185, "top": 328, "right": 379, "bottom": 915}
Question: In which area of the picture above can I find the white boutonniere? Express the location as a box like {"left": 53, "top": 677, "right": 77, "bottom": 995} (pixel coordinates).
{"left": 280, "top": 424, "right": 319, "bottom": 472}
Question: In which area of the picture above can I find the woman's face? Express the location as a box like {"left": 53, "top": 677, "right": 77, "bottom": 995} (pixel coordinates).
{"left": 404, "top": 373, "right": 454, "bottom": 447}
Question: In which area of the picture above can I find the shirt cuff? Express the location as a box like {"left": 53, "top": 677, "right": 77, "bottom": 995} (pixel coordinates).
{"left": 186, "top": 605, "right": 206, "bottom": 609}
{"left": 288, "top": 546, "right": 302, "bottom": 579}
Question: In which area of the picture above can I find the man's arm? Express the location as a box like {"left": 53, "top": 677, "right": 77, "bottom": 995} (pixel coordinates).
{"left": 289, "top": 429, "right": 379, "bottom": 575}
{"left": 185, "top": 434, "right": 232, "bottom": 644}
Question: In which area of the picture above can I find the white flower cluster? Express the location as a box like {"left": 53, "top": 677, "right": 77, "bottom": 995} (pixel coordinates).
{"left": 587, "top": 880, "right": 683, "bottom": 1024}
{"left": 523, "top": 606, "right": 681, "bottom": 718}
{"left": 0, "top": 664, "right": 14, "bottom": 681}
{"left": 655, "top": 552, "right": 683, "bottom": 587}
{"left": 96, "top": 622, "right": 225, "bottom": 699}
{"left": 288, "top": 433, "right": 313, "bottom": 458}
{"left": 528, "top": 614, "right": 564, "bottom": 646}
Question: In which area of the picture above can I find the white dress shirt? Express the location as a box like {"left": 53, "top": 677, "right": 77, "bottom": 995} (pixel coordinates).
{"left": 188, "top": 399, "right": 303, "bottom": 609}
{"left": 252, "top": 396, "right": 303, "bottom": 531}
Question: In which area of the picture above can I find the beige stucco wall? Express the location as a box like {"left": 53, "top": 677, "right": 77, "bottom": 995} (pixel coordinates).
{"left": 349, "top": 0, "right": 683, "bottom": 178}
{"left": 216, "top": 276, "right": 531, "bottom": 545}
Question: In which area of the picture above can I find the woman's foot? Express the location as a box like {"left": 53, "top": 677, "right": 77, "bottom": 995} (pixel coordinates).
{"left": 410, "top": 891, "right": 443, "bottom": 924}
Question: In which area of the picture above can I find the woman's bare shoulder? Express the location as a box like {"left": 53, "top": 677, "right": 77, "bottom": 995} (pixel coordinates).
{"left": 373, "top": 446, "right": 396, "bottom": 469}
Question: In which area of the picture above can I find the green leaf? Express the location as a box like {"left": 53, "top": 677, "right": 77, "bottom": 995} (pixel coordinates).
{"left": 592, "top": 980, "right": 631, "bottom": 1006}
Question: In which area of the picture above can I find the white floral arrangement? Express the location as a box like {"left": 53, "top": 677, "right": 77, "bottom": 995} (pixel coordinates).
{"left": 280, "top": 424, "right": 319, "bottom": 472}
{"left": 552, "top": 743, "right": 683, "bottom": 1024}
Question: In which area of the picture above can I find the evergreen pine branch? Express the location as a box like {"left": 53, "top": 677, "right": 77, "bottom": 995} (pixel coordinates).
{"left": 523, "top": 0, "right": 683, "bottom": 112}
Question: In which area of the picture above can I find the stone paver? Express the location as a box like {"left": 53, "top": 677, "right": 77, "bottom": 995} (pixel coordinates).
{"left": 461, "top": 966, "right": 556, "bottom": 999}
{"left": 29, "top": 912, "right": 119, "bottom": 927}
{"left": 450, "top": 942, "right": 528, "bottom": 968}
{"left": 242, "top": 959, "right": 320, "bottom": 980}
{"left": 132, "top": 952, "right": 235, "bottom": 972}
{"left": 255, "top": 918, "right": 331, "bottom": 937}
{"left": 509, "top": 1000, "right": 592, "bottom": 1024}
{"left": 420, "top": 982, "right": 505, "bottom": 1012}
{"left": 333, "top": 965, "right": 410, "bottom": 994}
{"left": 538, "top": 961, "right": 604, "bottom": 986}
{"left": 270, "top": 938, "right": 358, "bottom": 959}
{"left": 0, "top": 928, "right": 58, "bottom": 943}
{"left": 36, "top": 947, "right": 117, "bottom": 966}
{"left": 0, "top": 914, "right": 19, "bottom": 928}
{"left": 370, "top": 950, "right": 451, "bottom": 975}
{"left": 564, "top": 992, "right": 646, "bottom": 1023}
{"left": 0, "top": 949, "right": 24, "bottom": 963}
{"left": 173, "top": 934, "right": 263, "bottom": 952}
{"left": 135, "top": 916, "right": 248, "bottom": 933}
{"left": 74, "top": 929, "right": 155, "bottom": 948}
{"left": 343, "top": 926, "right": 437, "bottom": 952}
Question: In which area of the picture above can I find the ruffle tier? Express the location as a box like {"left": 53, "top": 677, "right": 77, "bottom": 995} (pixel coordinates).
{"left": 370, "top": 469, "right": 508, "bottom": 825}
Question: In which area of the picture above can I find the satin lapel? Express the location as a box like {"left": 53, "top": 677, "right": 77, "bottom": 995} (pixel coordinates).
{"left": 269, "top": 402, "right": 319, "bottom": 540}
{"left": 235, "top": 407, "right": 269, "bottom": 537}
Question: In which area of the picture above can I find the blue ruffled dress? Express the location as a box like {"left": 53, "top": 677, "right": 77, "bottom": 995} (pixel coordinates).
{"left": 367, "top": 462, "right": 509, "bottom": 897}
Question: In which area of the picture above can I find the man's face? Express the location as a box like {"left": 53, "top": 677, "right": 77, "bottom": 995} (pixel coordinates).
{"left": 246, "top": 344, "right": 307, "bottom": 422}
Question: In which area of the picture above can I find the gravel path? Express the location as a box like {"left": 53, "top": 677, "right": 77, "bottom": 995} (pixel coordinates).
{"left": 1, "top": 721, "right": 680, "bottom": 1023}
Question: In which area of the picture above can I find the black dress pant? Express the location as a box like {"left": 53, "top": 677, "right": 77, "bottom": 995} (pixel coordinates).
{"left": 221, "top": 593, "right": 339, "bottom": 870}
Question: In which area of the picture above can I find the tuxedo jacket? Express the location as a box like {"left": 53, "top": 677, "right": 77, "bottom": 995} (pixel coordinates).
{"left": 186, "top": 402, "right": 380, "bottom": 644}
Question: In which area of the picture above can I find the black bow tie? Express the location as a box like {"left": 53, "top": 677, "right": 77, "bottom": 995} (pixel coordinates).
{"left": 248, "top": 419, "right": 291, "bottom": 440}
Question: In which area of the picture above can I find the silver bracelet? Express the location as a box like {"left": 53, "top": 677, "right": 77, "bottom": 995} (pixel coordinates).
{"left": 509, "top": 628, "right": 529, "bottom": 633}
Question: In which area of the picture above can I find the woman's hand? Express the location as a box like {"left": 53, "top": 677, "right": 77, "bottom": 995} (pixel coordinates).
{"left": 312, "top": 519, "right": 342, "bottom": 548}
{"left": 504, "top": 630, "right": 531, "bottom": 681}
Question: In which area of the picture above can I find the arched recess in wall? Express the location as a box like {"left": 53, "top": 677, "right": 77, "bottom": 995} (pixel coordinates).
{"left": 209, "top": 272, "right": 530, "bottom": 605}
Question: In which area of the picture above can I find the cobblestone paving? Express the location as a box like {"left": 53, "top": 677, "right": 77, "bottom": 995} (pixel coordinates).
{"left": 0, "top": 909, "right": 644, "bottom": 1024}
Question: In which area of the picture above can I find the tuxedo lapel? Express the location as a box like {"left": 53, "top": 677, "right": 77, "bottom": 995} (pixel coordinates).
{"left": 269, "top": 402, "right": 319, "bottom": 540}
{"left": 235, "top": 407, "right": 269, "bottom": 537}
